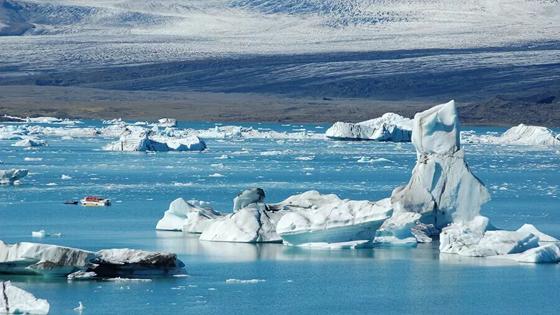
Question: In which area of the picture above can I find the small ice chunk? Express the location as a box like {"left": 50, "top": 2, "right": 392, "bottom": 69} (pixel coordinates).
{"left": 225, "top": 279, "right": 266, "bottom": 284}
{"left": 31, "top": 230, "right": 46, "bottom": 238}
{"left": 24, "top": 157, "right": 43, "bottom": 162}
{"left": 13, "top": 138, "right": 46, "bottom": 147}
{"left": 508, "top": 243, "right": 560, "bottom": 263}
{"left": 73, "top": 301, "right": 85, "bottom": 313}
{"left": 0, "top": 169, "right": 29, "bottom": 185}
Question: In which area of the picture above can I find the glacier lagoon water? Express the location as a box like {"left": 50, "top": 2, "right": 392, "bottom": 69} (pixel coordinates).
{"left": 1, "top": 121, "right": 560, "bottom": 314}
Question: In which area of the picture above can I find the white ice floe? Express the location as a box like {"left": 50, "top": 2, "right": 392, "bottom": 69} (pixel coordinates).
{"left": 0, "top": 169, "right": 29, "bottom": 185}
{"left": 0, "top": 241, "right": 185, "bottom": 278}
{"left": 496, "top": 124, "right": 559, "bottom": 146}
{"left": 31, "top": 230, "right": 61, "bottom": 238}
{"left": 225, "top": 279, "right": 266, "bottom": 284}
{"left": 0, "top": 241, "right": 95, "bottom": 276}
{"left": 13, "top": 138, "right": 46, "bottom": 147}
{"left": 73, "top": 301, "right": 85, "bottom": 313}
{"left": 356, "top": 157, "right": 393, "bottom": 164}
{"left": 24, "top": 157, "right": 43, "bottom": 162}
{"left": 157, "top": 118, "right": 177, "bottom": 128}
{"left": 200, "top": 202, "right": 283, "bottom": 243}
{"left": 199, "top": 188, "right": 393, "bottom": 245}
{"left": 31, "top": 230, "right": 46, "bottom": 238}
{"left": 325, "top": 113, "right": 412, "bottom": 142}
{"left": 440, "top": 217, "right": 560, "bottom": 263}
{"left": 200, "top": 189, "right": 284, "bottom": 243}
{"left": 103, "top": 131, "right": 206, "bottom": 152}
{"left": 289, "top": 240, "right": 373, "bottom": 249}
{"left": 103, "top": 132, "right": 169, "bottom": 152}
{"left": 61, "top": 175, "right": 72, "bottom": 180}
{"left": 276, "top": 191, "right": 392, "bottom": 245}
{"left": 25, "top": 117, "right": 81, "bottom": 125}
{"left": 2, "top": 120, "right": 322, "bottom": 145}
{"left": 0, "top": 281, "right": 50, "bottom": 315}
{"left": 508, "top": 243, "right": 560, "bottom": 264}
{"left": 91, "top": 249, "right": 185, "bottom": 277}
{"left": 156, "top": 198, "right": 222, "bottom": 233}
{"left": 163, "top": 136, "right": 206, "bottom": 151}
{"left": 462, "top": 124, "right": 560, "bottom": 147}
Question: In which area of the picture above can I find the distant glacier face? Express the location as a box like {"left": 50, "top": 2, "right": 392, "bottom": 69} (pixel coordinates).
{"left": 0, "top": 0, "right": 559, "bottom": 99}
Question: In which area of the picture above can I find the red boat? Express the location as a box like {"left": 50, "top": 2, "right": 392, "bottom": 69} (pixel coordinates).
{"left": 80, "top": 196, "right": 111, "bottom": 207}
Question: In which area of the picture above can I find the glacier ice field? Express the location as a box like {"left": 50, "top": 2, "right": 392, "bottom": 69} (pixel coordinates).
{"left": 1, "top": 120, "right": 560, "bottom": 314}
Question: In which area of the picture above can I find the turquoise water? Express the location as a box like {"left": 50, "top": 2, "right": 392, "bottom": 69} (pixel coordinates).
{"left": 1, "top": 122, "right": 559, "bottom": 314}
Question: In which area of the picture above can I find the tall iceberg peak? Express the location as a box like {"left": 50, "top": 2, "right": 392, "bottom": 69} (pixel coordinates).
{"left": 411, "top": 100, "right": 460, "bottom": 156}
{"left": 395, "top": 100, "right": 489, "bottom": 227}
{"left": 376, "top": 100, "right": 490, "bottom": 244}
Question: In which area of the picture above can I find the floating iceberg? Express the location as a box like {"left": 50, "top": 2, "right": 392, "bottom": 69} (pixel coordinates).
{"left": 200, "top": 188, "right": 285, "bottom": 243}
{"left": 225, "top": 279, "right": 266, "bottom": 284}
{"left": 362, "top": 100, "right": 560, "bottom": 263}
{"left": 25, "top": 117, "right": 80, "bottom": 125}
{"left": 508, "top": 243, "right": 560, "bottom": 264}
{"left": 103, "top": 131, "right": 206, "bottom": 152}
{"left": 157, "top": 118, "right": 177, "bottom": 127}
{"left": 374, "top": 100, "right": 491, "bottom": 245}
{"left": 0, "top": 281, "right": 50, "bottom": 315}
{"left": 497, "top": 124, "right": 560, "bottom": 146}
{"left": 199, "top": 189, "right": 392, "bottom": 245}
{"left": 200, "top": 203, "right": 283, "bottom": 243}
{"left": 275, "top": 191, "right": 392, "bottom": 245}
{"left": 0, "top": 241, "right": 95, "bottom": 276}
{"left": 156, "top": 198, "right": 222, "bottom": 233}
{"left": 31, "top": 230, "right": 61, "bottom": 238}
{"left": 12, "top": 138, "right": 45, "bottom": 147}
{"left": 461, "top": 124, "right": 560, "bottom": 147}
{"left": 440, "top": 217, "right": 559, "bottom": 263}
{"left": 87, "top": 249, "right": 185, "bottom": 278}
{"left": 0, "top": 169, "right": 29, "bottom": 185}
{"left": 155, "top": 136, "right": 207, "bottom": 152}
{"left": 325, "top": 113, "right": 412, "bottom": 142}
{"left": 103, "top": 132, "right": 169, "bottom": 152}
{"left": 0, "top": 241, "right": 185, "bottom": 278}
